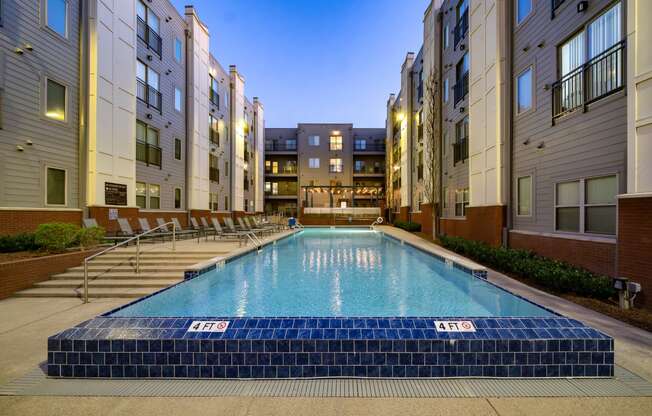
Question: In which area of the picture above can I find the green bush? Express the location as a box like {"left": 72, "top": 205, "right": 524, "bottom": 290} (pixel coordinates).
{"left": 439, "top": 235, "right": 615, "bottom": 300}
{"left": 0, "top": 233, "right": 40, "bottom": 253}
{"left": 34, "top": 223, "right": 79, "bottom": 252}
{"left": 77, "top": 226, "right": 105, "bottom": 249}
{"left": 393, "top": 220, "right": 422, "bottom": 232}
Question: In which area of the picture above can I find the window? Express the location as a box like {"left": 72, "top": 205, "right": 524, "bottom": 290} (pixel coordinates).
{"left": 224, "top": 196, "right": 229, "bottom": 211}
{"left": 286, "top": 139, "right": 297, "bottom": 150}
{"left": 517, "top": 176, "right": 532, "bottom": 216}
{"left": 209, "top": 115, "right": 219, "bottom": 145}
{"left": 174, "top": 87, "right": 182, "bottom": 112}
{"left": 271, "top": 161, "right": 278, "bottom": 174}
{"left": 516, "top": 68, "right": 533, "bottom": 113}
{"left": 585, "top": 176, "right": 617, "bottom": 234}
{"left": 45, "top": 79, "right": 66, "bottom": 121}
{"left": 457, "top": 53, "right": 469, "bottom": 79}
{"left": 224, "top": 160, "right": 229, "bottom": 176}
{"left": 209, "top": 75, "right": 219, "bottom": 107}
{"left": 46, "top": 0, "right": 67, "bottom": 37}
{"left": 455, "top": 188, "right": 469, "bottom": 217}
{"left": 148, "top": 184, "right": 160, "bottom": 209}
{"left": 329, "top": 135, "right": 343, "bottom": 151}
{"left": 136, "top": 121, "right": 161, "bottom": 167}
{"left": 265, "top": 182, "right": 271, "bottom": 192}
{"left": 454, "top": 116, "right": 469, "bottom": 163}
{"left": 174, "top": 138, "right": 182, "bottom": 160}
{"left": 137, "top": 1, "right": 161, "bottom": 55}
{"left": 443, "top": 187, "right": 448, "bottom": 209}
{"left": 329, "top": 158, "right": 343, "bottom": 173}
{"left": 209, "top": 193, "right": 218, "bottom": 211}
{"left": 443, "top": 132, "right": 449, "bottom": 156}
{"left": 309, "top": 158, "right": 320, "bottom": 169}
{"left": 174, "top": 188, "right": 182, "bottom": 209}
{"left": 443, "top": 78, "right": 449, "bottom": 103}
{"left": 355, "top": 139, "right": 367, "bottom": 150}
{"left": 46, "top": 167, "right": 66, "bottom": 205}
{"left": 136, "top": 182, "right": 147, "bottom": 209}
{"left": 209, "top": 154, "right": 219, "bottom": 182}
{"left": 136, "top": 60, "right": 161, "bottom": 110}
{"left": 555, "top": 181, "right": 580, "bottom": 232}
{"left": 443, "top": 24, "right": 449, "bottom": 49}
{"left": 516, "top": 0, "right": 532, "bottom": 25}
{"left": 174, "top": 38, "right": 182, "bottom": 62}
{"left": 354, "top": 160, "right": 365, "bottom": 172}
{"left": 457, "top": 0, "right": 469, "bottom": 19}
{"left": 308, "top": 135, "right": 320, "bottom": 146}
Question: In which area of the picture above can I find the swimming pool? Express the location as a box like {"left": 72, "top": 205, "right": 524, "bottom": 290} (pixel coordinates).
{"left": 111, "top": 229, "right": 552, "bottom": 318}
{"left": 47, "top": 228, "right": 614, "bottom": 379}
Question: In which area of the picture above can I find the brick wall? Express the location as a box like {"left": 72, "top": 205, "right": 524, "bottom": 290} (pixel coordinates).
{"left": 410, "top": 203, "right": 435, "bottom": 236}
{"left": 0, "top": 210, "right": 82, "bottom": 235}
{"left": 509, "top": 231, "right": 616, "bottom": 278}
{"left": 440, "top": 205, "right": 505, "bottom": 247}
{"left": 0, "top": 249, "right": 100, "bottom": 299}
{"left": 617, "top": 196, "right": 652, "bottom": 309}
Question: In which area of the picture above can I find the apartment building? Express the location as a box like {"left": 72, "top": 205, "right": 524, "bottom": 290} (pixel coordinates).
{"left": 264, "top": 124, "right": 385, "bottom": 222}
{"left": 388, "top": 0, "right": 652, "bottom": 308}
{"left": 0, "top": 0, "right": 265, "bottom": 235}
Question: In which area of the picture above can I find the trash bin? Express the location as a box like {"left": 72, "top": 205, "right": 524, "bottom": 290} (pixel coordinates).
{"left": 288, "top": 217, "right": 296, "bottom": 228}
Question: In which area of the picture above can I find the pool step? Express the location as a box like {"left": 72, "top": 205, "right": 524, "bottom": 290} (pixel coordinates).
{"left": 86, "top": 259, "right": 208, "bottom": 266}
{"left": 12, "top": 287, "right": 160, "bottom": 298}
{"left": 49, "top": 271, "right": 183, "bottom": 280}
{"left": 66, "top": 265, "right": 192, "bottom": 273}
{"left": 33, "top": 279, "right": 181, "bottom": 289}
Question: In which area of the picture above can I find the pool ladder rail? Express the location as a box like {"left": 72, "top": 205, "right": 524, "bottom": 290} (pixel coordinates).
{"left": 370, "top": 217, "right": 384, "bottom": 230}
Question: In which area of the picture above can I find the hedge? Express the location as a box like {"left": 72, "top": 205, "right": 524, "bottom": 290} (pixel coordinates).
{"left": 393, "top": 221, "right": 421, "bottom": 232}
{"left": 1, "top": 223, "right": 106, "bottom": 253}
{"left": 439, "top": 235, "right": 615, "bottom": 300}
{"left": 0, "top": 233, "right": 40, "bottom": 253}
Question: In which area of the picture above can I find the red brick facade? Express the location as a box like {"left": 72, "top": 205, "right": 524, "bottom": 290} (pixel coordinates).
{"left": 410, "top": 203, "right": 435, "bottom": 236}
{"left": 509, "top": 231, "right": 616, "bottom": 278}
{"left": 617, "top": 196, "right": 652, "bottom": 309}
{"left": 0, "top": 210, "right": 82, "bottom": 235}
{"left": 440, "top": 205, "right": 505, "bottom": 247}
{"left": 0, "top": 249, "right": 100, "bottom": 299}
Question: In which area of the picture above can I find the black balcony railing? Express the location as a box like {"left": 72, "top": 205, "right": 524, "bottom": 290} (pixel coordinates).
{"left": 552, "top": 40, "right": 625, "bottom": 122}
{"left": 454, "top": 72, "right": 469, "bottom": 105}
{"left": 266, "top": 184, "right": 298, "bottom": 196}
{"left": 209, "top": 167, "right": 219, "bottom": 182}
{"left": 453, "top": 138, "right": 468, "bottom": 164}
{"left": 137, "top": 78, "right": 162, "bottom": 112}
{"left": 454, "top": 10, "right": 469, "bottom": 48}
{"left": 136, "top": 140, "right": 162, "bottom": 168}
{"left": 210, "top": 129, "right": 219, "bottom": 145}
{"left": 209, "top": 88, "right": 219, "bottom": 107}
{"left": 266, "top": 165, "right": 297, "bottom": 175}
{"left": 137, "top": 17, "right": 162, "bottom": 57}
{"left": 265, "top": 141, "right": 297, "bottom": 151}
{"left": 354, "top": 166, "right": 386, "bottom": 175}
{"left": 354, "top": 142, "right": 386, "bottom": 152}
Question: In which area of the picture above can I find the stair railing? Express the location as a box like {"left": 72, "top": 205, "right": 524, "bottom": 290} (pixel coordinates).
{"left": 82, "top": 221, "right": 176, "bottom": 304}
{"left": 370, "top": 216, "right": 384, "bottom": 230}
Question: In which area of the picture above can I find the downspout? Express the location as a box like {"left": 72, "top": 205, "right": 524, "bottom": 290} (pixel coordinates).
{"left": 436, "top": 10, "right": 444, "bottom": 238}
{"left": 504, "top": 0, "right": 514, "bottom": 247}
{"left": 78, "top": 1, "right": 90, "bottom": 217}
{"left": 184, "top": 28, "right": 191, "bottom": 222}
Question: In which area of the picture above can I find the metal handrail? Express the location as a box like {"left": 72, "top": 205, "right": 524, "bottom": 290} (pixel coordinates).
{"left": 82, "top": 221, "right": 176, "bottom": 304}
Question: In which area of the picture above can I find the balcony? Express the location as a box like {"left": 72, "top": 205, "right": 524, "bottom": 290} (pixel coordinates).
{"left": 265, "top": 165, "right": 297, "bottom": 176}
{"left": 209, "top": 89, "right": 219, "bottom": 107}
{"left": 265, "top": 141, "right": 297, "bottom": 153}
{"left": 353, "top": 142, "right": 386, "bottom": 152}
{"left": 209, "top": 167, "right": 219, "bottom": 182}
{"left": 265, "top": 183, "right": 298, "bottom": 198}
{"left": 453, "top": 138, "right": 468, "bottom": 164}
{"left": 137, "top": 17, "right": 162, "bottom": 57}
{"left": 210, "top": 129, "right": 219, "bottom": 146}
{"left": 136, "top": 140, "right": 162, "bottom": 168}
{"left": 453, "top": 72, "right": 469, "bottom": 105}
{"left": 453, "top": 10, "right": 469, "bottom": 49}
{"left": 552, "top": 40, "right": 625, "bottom": 122}
{"left": 137, "top": 78, "right": 162, "bottom": 112}
{"left": 353, "top": 166, "right": 386, "bottom": 176}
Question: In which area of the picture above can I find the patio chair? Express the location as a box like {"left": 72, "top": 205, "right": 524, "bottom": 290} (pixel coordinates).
{"left": 223, "top": 217, "right": 256, "bottom": 241}
{"left": 156, "top": 218, "right": 196, "bottom": 240}
{"left": 244, "top": 217, "right": 274, "bottom": 235}
{"left": 82, "top": 218, "right": 131, "bottom": 245}
{"left": 190, "top": 217, "right": 215, "bottom": 239}
{"left": 252, "top": 216, "right": 282, "bottom": 232}
{"left": 209, "top": 217, "right": 245, "bottom": 245}
{"left": 138, "top": 218, "right": 173, "bottom": 242}
{"left": 238, "top": 217, "right": 267, "bottom": 237}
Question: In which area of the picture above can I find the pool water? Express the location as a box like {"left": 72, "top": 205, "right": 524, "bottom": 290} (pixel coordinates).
{"left": 111, "top": 229, "right": 553, "bottom": 318}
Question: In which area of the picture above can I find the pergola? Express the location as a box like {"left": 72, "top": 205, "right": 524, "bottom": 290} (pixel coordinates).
{"left": 301, "top": 185, "right": 384, "bottom": 208}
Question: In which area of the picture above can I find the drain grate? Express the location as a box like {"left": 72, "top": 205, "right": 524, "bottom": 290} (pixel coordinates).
{"left": 1, "top": 366, "right": 651, "bottom": 398}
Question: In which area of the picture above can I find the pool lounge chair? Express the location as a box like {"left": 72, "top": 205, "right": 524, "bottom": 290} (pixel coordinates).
{"left": 252, "top": 216, "right": 282, "bottom": 232}
{"left": 223, "top": 217, "right": 257, "bottom": 241}
{"left": 238, "top": 217, "right": 268, "bottom": 237}
{"left": 190, "top": 217, "right": 215, "bottom": 239}
{"left": 138, "top": 218, "right": 173, "bottom": 242}
{"left": 155, "top": 218, "right": 196, "bottom": 240}
{"left": 208, "top": 218, "right": 245, "bottom": 245}
{"left": 82, "top": 218, "right": 131, "bottom": 245}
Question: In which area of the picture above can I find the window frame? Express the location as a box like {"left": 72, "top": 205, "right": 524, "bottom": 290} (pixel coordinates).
{"left": 516, "top": 175, "right": 533, "bottom": 217}
{"left": 148, "top": 183, "right": 161, "bottom": 210}
{"left": 443, "top": 77, "right": 449, "bottom": 103}
{"left": 44, "top": 165, "right": 67, "bottom": 207}
{"left": 329, "top": 158, "right": 343, "bottom": 173}
{"left": 136, "top": 181, "right": 147, "bottom": 209}
{"left": 174, "top": 138, "right": 182, "bottom": 160}
{"left": 454, "top": 188, "right": 469, "bottom": 217}
{"left": 515, "top": 66, "right": 534, "bottom": 115}
{"left": 43, "top": 0, "right": 69, "bottom": 40}
{"left": 308, "top": 135, "right": 320, "bottom": 146}
{"left": 43, "top": 76, "right": 68, "bottom": 123}
{"left": 174, "top": 187, "right": 182, "bottom": 209}
{"left": 553, "top": 174, "right": 618, "bottom": 236}
{"left": 174, "top": 38, "right": 183, "bottom": 63}
{"left": 308, "top": 158, "right": 320, "bottom": 169}
{"left": 515, "top": 0, "right": 533, "bottom": 26}
{"left": 174, "top": 87, "right": 182, "bottom": 112}
{"left": 329, "top": 135, "right": 343, "bottom": 151}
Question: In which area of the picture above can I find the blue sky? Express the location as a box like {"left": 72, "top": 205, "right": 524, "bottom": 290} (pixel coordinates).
{"left": 171, "top": 0, "right": 430, "bottom": 127}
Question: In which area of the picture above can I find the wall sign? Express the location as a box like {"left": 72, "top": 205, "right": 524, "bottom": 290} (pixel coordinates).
{"left": 186, "top": 320, "right": 230, "bottom": 333}
{"left": 434, "top": 320, "right": 476, "bottom": 332}
{"left": 108, "top": 208, "right": 118, "bottom": 221}
{"left": 105, "top": 182, "right": 127, "bottom": 206}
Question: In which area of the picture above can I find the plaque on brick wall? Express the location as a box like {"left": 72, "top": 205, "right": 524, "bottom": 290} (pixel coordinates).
{"left": 105, "top": 182, "right": 127, "bottom": 206}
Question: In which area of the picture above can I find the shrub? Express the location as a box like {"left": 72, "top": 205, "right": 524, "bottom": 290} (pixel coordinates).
{"left": 393, "top": 220, "right": 421, "bottom": 232}
{"left": 439, "top": 235, "right": 615, "bottom": 300}
{"left": 77, "top": 226, "right": 105, "bottom": 249}
{"left": 0, "top": 233, "right": 40, "bottom": 253}
{"left": 34, "top": 223, "right": 79, "bottom": 252}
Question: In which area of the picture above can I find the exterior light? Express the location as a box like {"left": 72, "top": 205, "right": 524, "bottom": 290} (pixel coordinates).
{"left": 396, "top": 112, "right": 405, "bottom": 122}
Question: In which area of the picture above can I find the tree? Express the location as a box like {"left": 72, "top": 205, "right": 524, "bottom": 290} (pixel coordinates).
{"left": 421, "top": 65, "right": 441, "bottom": 238}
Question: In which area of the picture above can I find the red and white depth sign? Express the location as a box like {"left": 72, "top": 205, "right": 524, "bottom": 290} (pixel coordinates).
{"left": 186, "top": 320, "right": 230, "bottom": 333}
{"left": 434, "top": 320, "right": 476, "bottom": 332}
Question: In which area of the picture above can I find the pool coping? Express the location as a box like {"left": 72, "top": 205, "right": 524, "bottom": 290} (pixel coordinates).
{"left": 46, "top": 227, "right": 615, "bottom": 380}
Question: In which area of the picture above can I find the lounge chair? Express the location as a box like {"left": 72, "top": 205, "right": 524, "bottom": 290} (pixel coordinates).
{"left": 156, "top": 218, "right": 196, "bottom": 240}
{"left": 82, "top": 218, "right": 131, "bottom": 245}
{"left": 138, "top": 218, "right": 173, "bottom": 241}
{"left": 209, "top": 218, "right": 245, "bottom": 245}
{"left": 238, "top": 217, "right": 268, "bottom": 237}
{"left": 245, "top": 217, "right": 275, "bottom": 235}
{"left": 222, "top": 217, "right": 256, "bottom": 242}
{"left": 190, "top": 217, "right": 215, "bottom": 239}
{"left": 252, "top": 216, "right": 281, "bottom": 232}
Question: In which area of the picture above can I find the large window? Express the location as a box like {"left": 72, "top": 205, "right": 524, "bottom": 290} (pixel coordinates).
{"left": 209, "top": 75, "right": 219, "bottom": 107}
{"left": 46, "top": 0, "right": 67, "bottom": 37}
{"left": 308, "top": 135, "right": 320, "bottom": 146}
{"left": 136, "top": 60, "right": 161, "bottom": 110}
{"left": 354, "top": 139, "right": 366, "bottom": 150}
{"left": 516, "top": 67, "right": 533, "bottom": 113}
{"left": 209, "top": 154, "right": 219, "bottom": 182}
{"left": 517, "top": 175, "right": 532, "bottom": 216}
{"left": 136, "top": 182, "right": 147, "bottom": 209}
{"left": 455, "top": 188, "right": 469, "bottom": 217}
{"left": 136, "top": 120, "right": 161, "bottom": 167}
{"left": 136, "top": 1, "right": 161, "bottom": 55}
{"left": 454, "top": 53, "right": 470, "bottom": 104}
{"left": 516, "top": 0, "right": 532, "bottom": 25}
{"left": 46, "top": 167, "right": 66, "bottom": 205}
{"left": 209, "top": 193, "right": 218, "bottom": 211}
{"left": 209, "top": 115, "right": 219, "bottom": 145}
{"left": 309, "top": 158, "right": 320, "bottom": 169}
{"left": 45, "top": 78, "right": 66, "bottom": 121}
{"left": 454, "top": 116, "right": 469, "bottom": 164}
{"left": 329, "top": 135, "right": 343, "bottom": 151}
{"left": 555, "top": 175, "right": 617, "bottom": 235}
{"left": 148, "top": 184, "right": 160, "bottom": 209}
{"left": 329, "top": 158, "right": 343, "bottom": 173}
{"left": 174, "top": 87, "right": 182, "bottom": 112}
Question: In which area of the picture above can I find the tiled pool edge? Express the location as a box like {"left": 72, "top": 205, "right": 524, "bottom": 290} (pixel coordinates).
{"left": 46, "top": 227, "right": 615, "bottom": 379}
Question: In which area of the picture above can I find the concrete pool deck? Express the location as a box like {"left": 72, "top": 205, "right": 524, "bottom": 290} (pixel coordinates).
{"left": 0, "top": 226, "right": 651, "bottom": 414}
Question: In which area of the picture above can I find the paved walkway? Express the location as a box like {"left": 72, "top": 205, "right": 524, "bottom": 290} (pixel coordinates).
{"left": 0, "top": 226, "right": 651, "bottom": 415}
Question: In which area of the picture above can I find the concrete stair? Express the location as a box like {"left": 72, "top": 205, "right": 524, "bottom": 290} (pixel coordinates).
{"left": 13, "top": 249, "right": 223, "bottom": 299}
